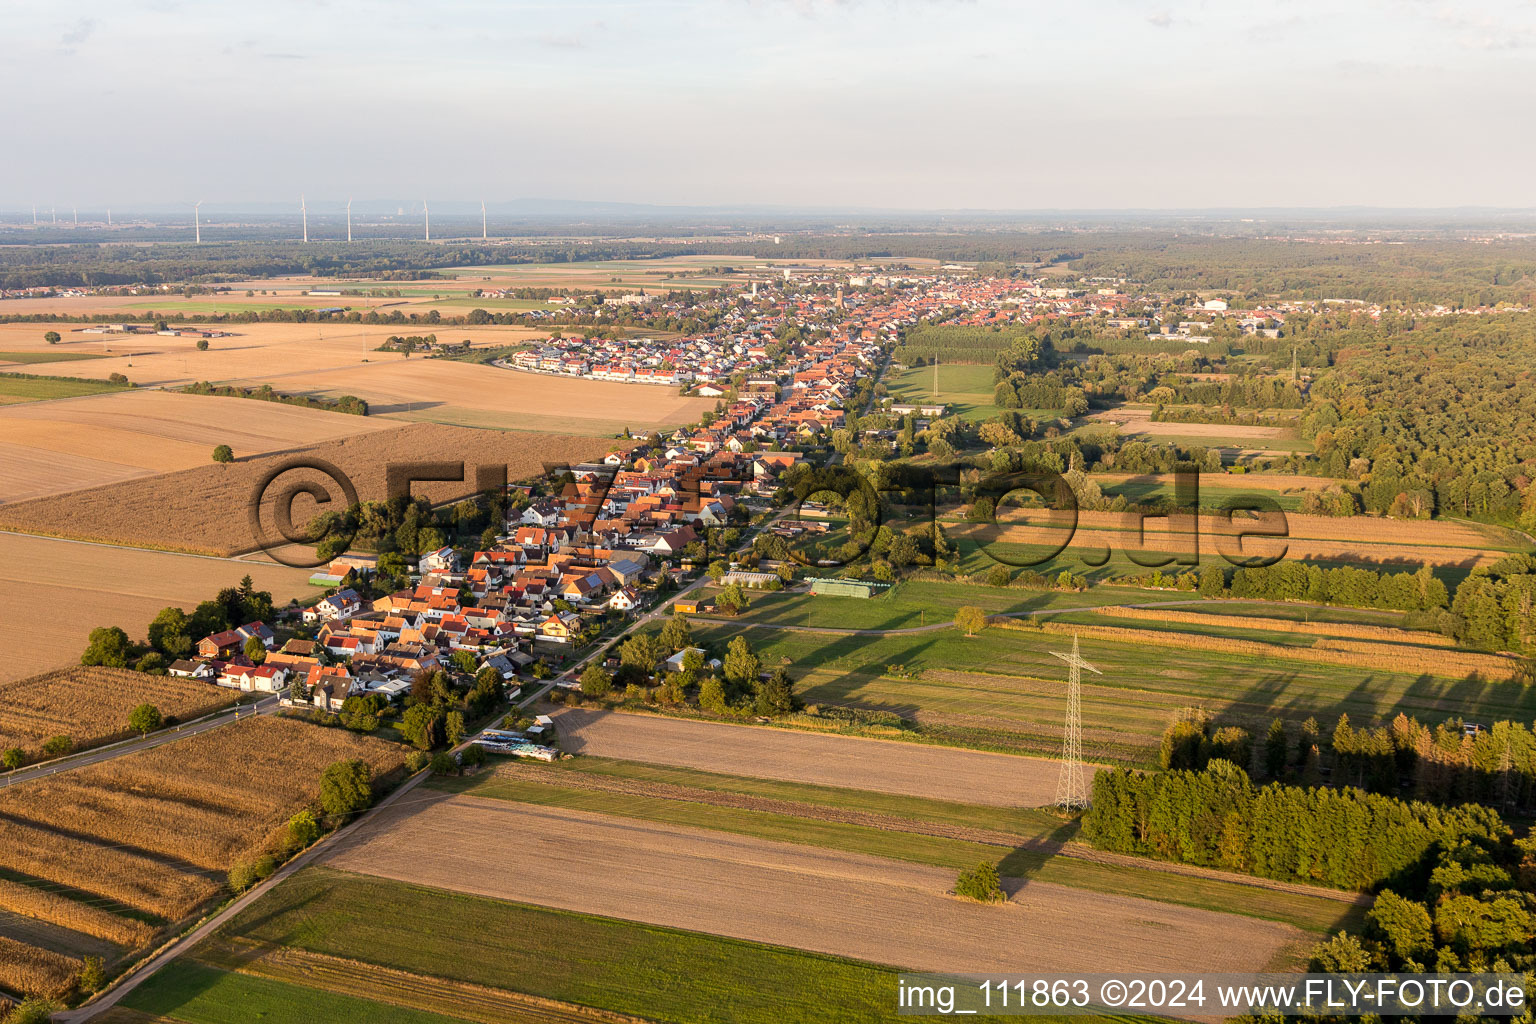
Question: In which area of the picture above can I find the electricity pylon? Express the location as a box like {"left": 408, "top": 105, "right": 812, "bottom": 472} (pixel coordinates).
{"left": 1051, "top": 635, "right": 1101, "bottom": 809}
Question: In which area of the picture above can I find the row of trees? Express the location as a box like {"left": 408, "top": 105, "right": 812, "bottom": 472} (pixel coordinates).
{"left": 1083, "top": 760, "right": 1505, "bottom": 893}
{"left": 83, "top": 576, "right": 275, "bottom": 673}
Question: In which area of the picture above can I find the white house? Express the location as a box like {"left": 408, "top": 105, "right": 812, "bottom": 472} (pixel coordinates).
{"left": 608, "top": 586, "right": 640, "bottom": 611}
{"left": 305, "top": 588, "right": 363, "bottom": 624}
{"left": 418, "top": 547, "right": 458, "bottom": 574}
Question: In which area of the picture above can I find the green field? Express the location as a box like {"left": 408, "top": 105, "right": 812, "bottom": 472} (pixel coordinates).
{"left": 888, "top": 362, "right": 1042, "bottom": 421}
{"left": 0, "top": 350, "right": 108, "bottom": 364}
{"left": 124, "top": 961, "right": 467, "bottom": 1024}
{"left": 683, "top": 588, "right": 1536, "bottom": 765}
{"left": 437, "top": 765, "right": 1361, "bottom": 933}
{"left": 0, "top": 373, "right": 132, "bottom": 402}
{"left": 141, "top": 866, "right": 1162, "bottom": 1024}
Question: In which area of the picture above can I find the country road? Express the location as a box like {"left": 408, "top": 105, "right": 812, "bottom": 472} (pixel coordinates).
{"left": 1, "top": 694, "right": 279, "bottom": 788}
{"left": 57, "top": 680, "right": 558, "bottom": 1024}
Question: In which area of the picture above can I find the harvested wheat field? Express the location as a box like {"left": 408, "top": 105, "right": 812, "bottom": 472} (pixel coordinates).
{"left": 957, "top": 508, "right": 1514, "bottom": 569}
{"left": 0, "top": 715, "right": 405, "bottom": 932}
{"left": 0, "top": 666, "right": 235, "bottom": 758}
{"left": 1083, "top": 405, "right": 1292, "bottom": 439}
{"left": 1100, "top": 605, "right": 1456, "bottom": 645}
{"left": 550, "top": 708, "right": 1073, "bottom": 807}
{"left": 0, "top": 388, "right": 394, "bottom": 504}
{"left": 0, "top": 534, "right": 317, "bottom": 682}
{"left": 0, "top": 321, "right": 705, "bottom": 433}
{"left": 328, "top": 795, "right": 1301, "bottom": 975}
{"left": 0, "top": 321, "right": 543, "bottom": 388}
{"left": 1019, "top": 619, "right": 1521, "bottom": 681}
{"left": 0, "top": 423, "right": 612, "bottom": 558}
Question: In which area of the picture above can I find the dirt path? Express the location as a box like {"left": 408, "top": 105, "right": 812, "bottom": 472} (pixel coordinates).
{"left": 551, "top": 707, "right": 1080, "bottom": 807}
{"left": 326, "top": 793, "right": 1303, "bottom": 976}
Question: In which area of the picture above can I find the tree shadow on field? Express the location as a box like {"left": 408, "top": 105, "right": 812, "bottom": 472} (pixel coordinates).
{"left": 365, "top": 400, "right": 446, "bottom": 416}
{"left": 995, "top": 816, "right": 1082, "bottom": 895}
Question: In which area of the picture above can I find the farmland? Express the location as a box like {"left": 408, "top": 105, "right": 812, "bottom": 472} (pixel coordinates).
{"left": 682, "top": 595, "right": 1536, "bottom": 766}
{"left": 0, "top": 422, "right": 612, "bottom": 558}
{"left": 0, "top": 388, "right": 394, "bottom": 504}
{"left": 887, "top": 362, "right": 1043, "bottom": 421}
{"left": 0, "top": 533, "right": 317, "bottom": 682}
{"left": 439, "top": 760, "right": 1364, "bottom": 933}
{"left": 324, "top": 794, "right": 1303, "bottom": 975}
{"left": 0, "top": 715, "right": 405, "bottom": 999}
{"left": 944, "top": 507, "right": 1520, "bottom": 576}
{"left": 0, "top": 372, "right": 129, "bottom": 407}
{"left": 120, "top": 865, "right": 976, "bottom": 1024}
{"left": 0, "top": 666, "right": 236, "bottom": 761}
{"left": 549, "top": 707, "right": 1074, "bottom": 806}
{"left": 1075, "top": 404, "right": 1309, "bottom": 454}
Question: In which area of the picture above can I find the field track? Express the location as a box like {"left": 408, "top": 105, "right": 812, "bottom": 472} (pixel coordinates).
{"left": 550, "top": 707, "right": 1077, "bottom": 807}
{"left": 325, "top": 794, "right": 1303, "bottom": 975}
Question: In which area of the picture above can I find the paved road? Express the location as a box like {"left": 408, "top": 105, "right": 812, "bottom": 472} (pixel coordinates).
{"left": 57, "top": 680, "right": 556, "bottom": 1024}
{"left": 2, "top": 695, "right": 278, "bottom": 788}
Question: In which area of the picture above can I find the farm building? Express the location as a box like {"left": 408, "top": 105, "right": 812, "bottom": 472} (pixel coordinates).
{"left": 808, "top": 577, "right": 891, "bottom": 599}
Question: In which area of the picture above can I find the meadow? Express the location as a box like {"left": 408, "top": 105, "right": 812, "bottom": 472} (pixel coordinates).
{"left": 887, "top": 362, "right": 1051, "bottom": 421}
{"left": 684, "top": 592, "right": 1536, "bottom": 766}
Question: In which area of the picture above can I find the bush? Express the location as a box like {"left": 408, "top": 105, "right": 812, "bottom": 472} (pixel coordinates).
{"left": 228, "top": 854, "right": 277, "bottom": 892}
{"left": 43, "top": 331, "right": 61, "bottom": 345}
{"left": 405, "top": 750, "right": 430, "bottom": 773}
{"left": 196, "top": 338, "right": 210, "bottom": 351}
{"left": 318, "top": 759, "right": 372, "bottom": 817}
{"left": 211, "top": 444, "right": 234, "bottom": 464}
{"left": 428, "top": 751, "right": 459, "bottom": 775}
{"left": 4, "top": 999, "right": 62, "bottom": 1024}
{"left": 40, "top": 735, "right": 71, "bottom": 757}
{"left": 580, "top": 664, "right": 614, "bottom": 699}
{"left": 460, "top": 744, "right": 487, "bottom": 768}
{"left": 128, "top": 702, "right": 163, "bottom": 737}
{"left": 2, "top": 747, "right": 23, "bottom": 771}
{"left": 954, "top": 861, "right": 1005, "bottom": 903}
{"left": 287, "top": 809, "right": 322, "bottom": 850}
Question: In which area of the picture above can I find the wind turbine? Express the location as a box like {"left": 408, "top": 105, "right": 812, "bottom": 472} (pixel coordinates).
{"left": 30, "top": 205, "right": 35, "bottom": 226}
{"left": 107, "top": 208, "right": 112, "bottom": 227}
{"left": 301, "top": 195, "right": 308, "bottom": 243}
{"left": 481, "top": 199, "right": 487, "bottom": 240}
{"left": 73, "top": 207, "right": 78, "bottom": 227}
{"left": 346, "top": 197, "right": 353, "bottom": 243}
{"left": 193, "top": 201, "right": 203, "bottom": 244}
{"left": 423, "top": 199, "right": 430, "bottom": 242}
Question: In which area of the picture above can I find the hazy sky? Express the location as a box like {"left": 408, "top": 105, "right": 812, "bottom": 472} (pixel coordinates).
{"left": 5, "top": 0, "right": 1536, "bottom": 210}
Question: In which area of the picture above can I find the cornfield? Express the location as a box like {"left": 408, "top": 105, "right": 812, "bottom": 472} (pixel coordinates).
{"left": 1000, "top": 619, "right": 1521, "bottom": 681}
{"left": 0, "top": 715, "right": 406, "bottom": 961}
{"left": 0, "top": 667, "right": 234, "bottom": 757}
{"left": 1099, "top": 605, "right": 1456, "bottom": 646}
{"left": 0, "top": 934, "right": 79, "bottom": 999}
{"left": 0, "top": 878, "right": 155, "bottom": 948}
